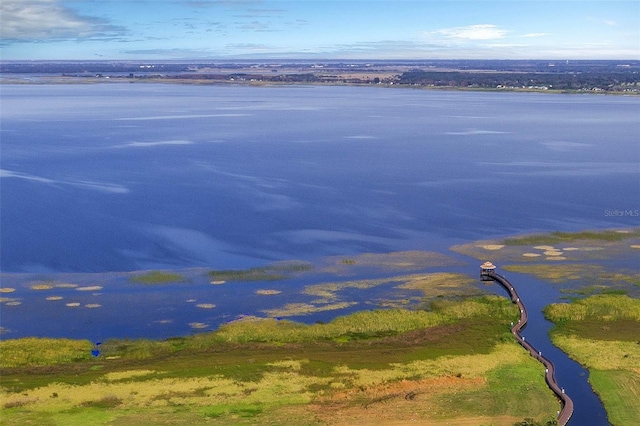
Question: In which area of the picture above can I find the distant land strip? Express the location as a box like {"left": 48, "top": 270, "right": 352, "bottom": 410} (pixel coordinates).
{"left": 2, "top": 59, "right": 639, "bottom": 94}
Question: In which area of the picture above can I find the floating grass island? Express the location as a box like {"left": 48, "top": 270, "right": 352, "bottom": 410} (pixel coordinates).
{"left": 208, "top": 261, "right": 313, "bottom": 282}
{"left": 129, "top": 271, "right": 187, "bottom": 284}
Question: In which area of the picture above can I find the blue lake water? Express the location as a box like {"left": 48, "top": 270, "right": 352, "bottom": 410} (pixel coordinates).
{"left": 1, "top": 84, "right": 638, "bottom": 273}
{"left": 1, "top": 84, "right": 638, "bottom": 425}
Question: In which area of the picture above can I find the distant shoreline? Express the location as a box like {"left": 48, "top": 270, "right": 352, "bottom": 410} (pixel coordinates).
{"left": 2, "top": 59, "right": 639, "bottom": 94}
{"left": 2, "top": 75, "right": 637, "bottom": 96}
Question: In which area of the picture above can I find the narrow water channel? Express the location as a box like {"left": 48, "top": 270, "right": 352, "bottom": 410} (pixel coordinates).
{"left": 497, "top": 271, "right": 610, "bottom": 426}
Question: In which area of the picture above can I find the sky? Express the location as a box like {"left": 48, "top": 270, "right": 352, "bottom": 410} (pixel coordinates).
{"left": 1, "top": 0, "right": 638, "bottom": 61}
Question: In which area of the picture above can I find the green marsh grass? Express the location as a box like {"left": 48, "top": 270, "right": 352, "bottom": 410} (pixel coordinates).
{"left": 546, "top": 294, "right": 640, "bottom": 425}
{"left": 501, "top": 229, "right": 640, "bottom": 246}
{"left": 589, "top": 370, "right": 640, "bottom": 426}
{"left": 129, "top": 271, "right": 186, "bottom": 284}
{"left": 208, "top": 262, "right": 312, "bottom": 282}
{"left": 438, "top": 360, "right": 558, "bottom": 420}
{"left": 503, "top": 264, "right": 640, "bottom": 294}
{"left": 1, "top": 296, "right": 546, "bottom": 426}
{"left": 213, "top": 296, "right": 517, "bottom": 344}
{"left": 0, "top": 338, "right": 92, "bottom": 368}
{"left": 0, "top": 296, "right": 519, "bottom": 369}
{"left": 544, "top": 295, "right": 640, "bottom": 322}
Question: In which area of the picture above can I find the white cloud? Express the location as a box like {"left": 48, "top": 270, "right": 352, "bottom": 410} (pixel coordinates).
{"left": 226, "top": 42, "right": 272, "bottom": 51}
{"left": 430, "top": 24, "right": 508, "bottom": 40}
{"left": 0, "top": 0, "right": 124, "bottom": 41}
{"left": 522, "top": 32, "right": 550, "bottom": 38}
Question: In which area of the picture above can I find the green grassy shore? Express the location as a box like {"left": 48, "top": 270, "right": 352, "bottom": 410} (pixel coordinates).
{"left": 3, "top": 228, "right": 637, "bottom": 425}
{"left": 1, "top": 296, "right": 558, "bottom": 426}
{"left": 545, "top": 295, "right": 640, "bottom": 426}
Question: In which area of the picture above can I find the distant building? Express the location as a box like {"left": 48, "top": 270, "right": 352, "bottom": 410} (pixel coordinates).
{"left": 480, "top": 261, "right": 496, "bottom": 281}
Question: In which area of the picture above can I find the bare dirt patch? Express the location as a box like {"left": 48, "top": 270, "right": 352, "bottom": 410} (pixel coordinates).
{"left": 312, "top": 376, "right": 487, "bottom": 425}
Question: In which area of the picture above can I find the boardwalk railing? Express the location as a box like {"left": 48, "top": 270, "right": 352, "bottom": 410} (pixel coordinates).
{"left": 483, "top": 270, "right": 574, "bottom": 426}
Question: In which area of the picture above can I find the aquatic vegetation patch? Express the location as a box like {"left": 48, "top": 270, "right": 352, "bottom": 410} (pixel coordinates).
{"left": 255, "top": 289, "right": 282, "bottom": 295}
{"left": 129, "top": 271, "right": 186, "bottom": 284}
{"left": 503, "top": 263, "right": 595, "bottom": 283}
{"left": 452, "top": 228, "right": 640, "bottom": 266}
{"left": 27, "top": 280, "right": 80, "bottom": 290}
{"left": 319, "top": 250, "right": 463, "bottom": 275}
{"left": 503, "top": 264, "right": 640, "bottom": 292}
{"left": 55, "top": 283, "right": 79, "bottom": 288}
{"left": 301, "top": 272, "right": 477, "bottom": 306}
{"left": 195, "top": 303, "right": 215, "bottom": 309}
{"left": 396, "top": 272, "right": 479, "bottom": 298}
{"left": 345, "top": 250, "right": 461, "bottom": 269}
{"left": 1, "top": 296, "right": 21, "bottom": 305}
{"left": 189, "top": 322, "right": 209, "bottom": 329}
{"left": 478, "top": 244, "right": 505, "bottom": 250}
{"left": 208, "top": 261, "right": 312, "bottom": 282}
{"left": 502, "top": 229, "right": 640, "bottom": 246}
{"left": 76, "top": 285, "right": 103, "bottom": 291}
{"left": 302, "top": 275, "right": 414, "bottom": 303}
{"left": 262, "top": 301, "right": 357, "bottom": 317}
{"left": 30, "top": 283, "right": 53, "bottom": 290}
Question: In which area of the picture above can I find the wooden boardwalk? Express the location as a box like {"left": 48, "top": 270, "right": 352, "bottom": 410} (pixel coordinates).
{"left": 485, "top": 270, "right": 574, "bottom": 426}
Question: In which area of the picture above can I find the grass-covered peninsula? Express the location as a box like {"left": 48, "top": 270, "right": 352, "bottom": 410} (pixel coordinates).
{"left": 1, "top": 296, "right": 559, "bottom": 426}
